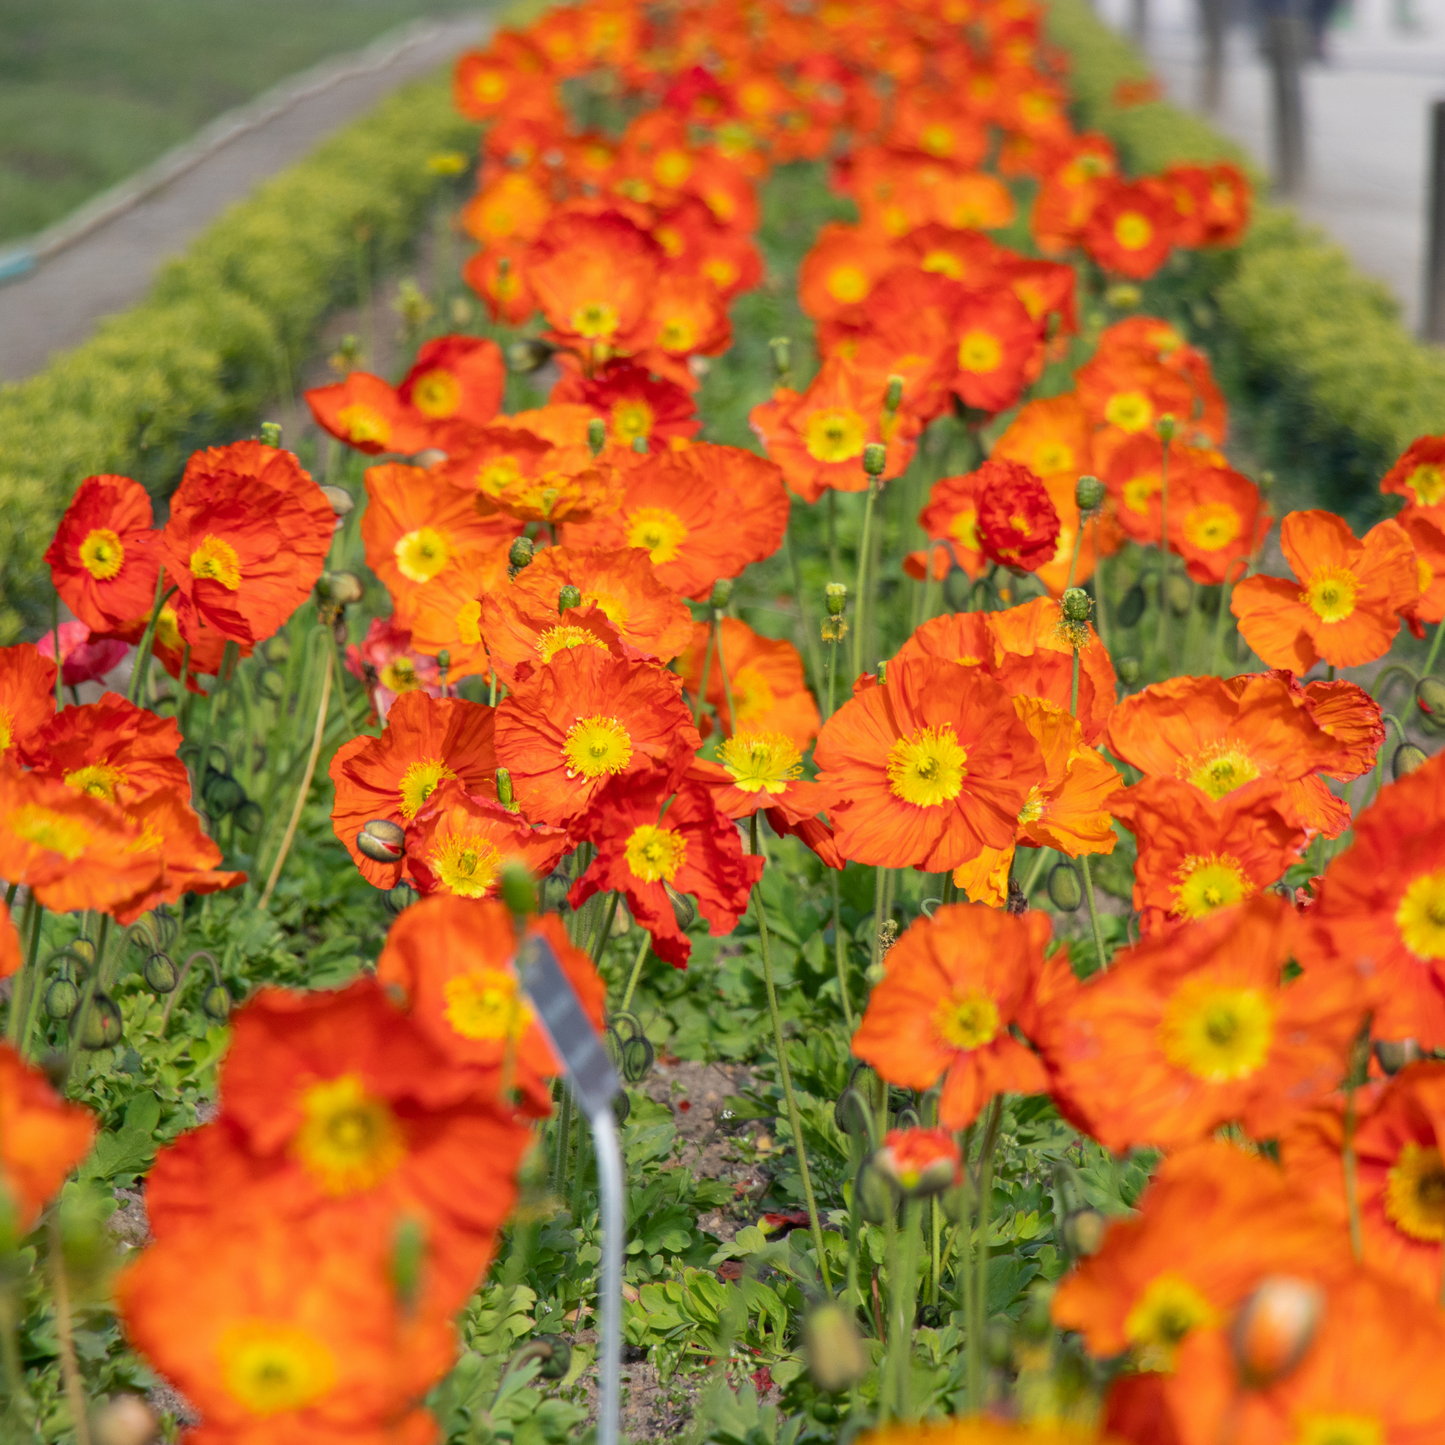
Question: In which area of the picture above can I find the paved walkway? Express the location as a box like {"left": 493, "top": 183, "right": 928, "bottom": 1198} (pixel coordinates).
{"left": 0, "top": 16, "right": 487, "bottom": 384}
{"left": 1101, "top": 0, "right": 1445, "bottom": 330}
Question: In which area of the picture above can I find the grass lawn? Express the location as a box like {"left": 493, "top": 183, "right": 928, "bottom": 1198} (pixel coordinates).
{"left": 0, "top": 0, "right": 483, "bottom": 244}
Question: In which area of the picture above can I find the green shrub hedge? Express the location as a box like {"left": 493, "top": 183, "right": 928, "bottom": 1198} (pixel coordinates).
{"left": 0, "top": 76, "right": 477, "bottom": 642}
{"left": 1046, "top": 0, "right": 1445, "bottom": 517}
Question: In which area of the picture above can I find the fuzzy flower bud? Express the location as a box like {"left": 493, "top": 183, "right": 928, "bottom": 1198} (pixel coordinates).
{"left": 862, "top": 442, "right": 887, "bottom": 478}
{"left": 587, "top": 418, "right": 606, "bottom": 456}
{"left": 1061, "top": 587, "right": 1092, "bottom": 623}
{"left": 1394, "top": 743, "right": 1428, "bottom": 779}
{"left": 558, "top": 585, "right": 582, "bottom": 614}
{"left": 1231, "top": 1276, "right": 1324, "bottom": 1387}
{"left": 1156, "top": 413, "right": 1176, "bottom": 444}
{"left": 871, "top": 1127, "right": 961, "bottom": 1198}
{"left": 825, "top": 582, "right": 848, "bottom": 616}
{"left": 709, "top": 578, "right": 733, "bottom": 611}
{"left": 883, "top": 375, "right": 904, "bottom": 413}
{"left": 509, "top": 535, "right": 535, "bottom": 573}
{"left": 1075, "top": 474, "right": 1106, "bottom": 513}
{"left": 357, "top": 818, "right": 406, "bottom": 863}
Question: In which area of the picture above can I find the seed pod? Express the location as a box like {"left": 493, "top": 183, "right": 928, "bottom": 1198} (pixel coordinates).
{"left": 1061, "top": 587, "right": 1092, "bottom": 623}
{"left": 1115, "top": 655, "right": 1141, "bottom": 685}
{"left": 1156, "top": 413, "right": 1176, "bottom": 444}
{"left": 825, "top": 582, "right": 848, "bottom": 617}
{"left": 357, "top": 819, "right": 406, "bottom": 863}
{"left": 1416, "top": 677, "right": 1445, "bottom": 716}
{"left": 1048, "top": 862, "right": 1084, "bottom": 912}
{"left": 1374, "top": 1038, "right": 1422, "bottom": 1075}
{"left": 506, "top": 338, "right": 554, "bottom": 373}
{"left": 80, "top": 994, "right": 124, "bottom": 1051}
{"left": 1231, "top": 1276, "right": 1324, "bottom": 1386}
{"left": 201, "top": 984, "right": 232, "bottom": 1022}
{"left": 620, "top": 1034, "right": 654, "bottom": 1083}
{"left": 1394, "top": 744, "right": 1429, "bottom": 779}
{"left": 319, "top": 484, "right": 355, "bottom": 518}
{"left": 92, "top": 1394, "right": 159, "bottom": 1445}
{"left": 558, "top": 584, "right": 582, "bottom": 614}
{"left": 44, "top": 977, "right": 81, "bottom": 1022}
{"left": 234, "top": 800, "right": 264, "bottom": 834}
{"left": 508, "top": 536, "right": 535, "bottom": 573}
{"left": 862, "top": 442, "right": 887, "bottom": 477}
{"left": 587, "top": 418, "right": 606, "bottom": 456}
{"left": 143, "top": 953, "right": 179, "bottom": 993}
{"left": 1075, "top": 474, "right": 1106, "bottom": 513}
{"left": 631, "top": 435, "right": 648, "bottom": 454}
{"left": 202, "top": 771, "right": 246, "bottom": 818}
{"left": 804, "top": 1302, "right": 868, "bottom": 1393}
{"left": 495, "top": 767, "right": 516, "bottom": 808}
{"left": 709, "top": 578, "right": 733, "bottom": 611}
{"left": 612, "top": 1090, "right": 631, "bottom": 1125}
{"left": 1117, "top": 583, "right": 1147, "bottom": 628}
{"left": 1165, "top": 573, "right": 1192, "bottom": 615}
{"left": 1062, "top": 1207, "right": 1108, "bottom": 1256}
{"left": 412, "top": 449, "right": 448, "bottom": 470}
{"left": 665, "top": 883, "right": 695, "bottom": 931}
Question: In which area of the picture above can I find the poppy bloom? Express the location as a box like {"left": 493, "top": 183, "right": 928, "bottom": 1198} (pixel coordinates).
{"left": 1038, "top": 893, "right": 1372, "bottom": 1152}
{"left": 1112, "top": 778, "right": 1306, "bottom": 935}
{"left": 0, "top": 644, "right": 57, "bottom": 766}
{"left": 950, "top": 288, "right": 1044, "bottom": 416}
{"left": 1100, "top": 433, "right": 1217, "bottom": 549}
{"left": 1106, "top": 671, "right": 1380, "bottom": 838}
{"left": 305, "top": 371, "right": 438, "bottom": 457}
{"left": 463, "top": 239, "right": 538, "bottom": 325}
{"left": 345, "top": 618, "right": 442, "bottom": 722}
{"left": 0, "top": 1044, "right": 96, "bottom": 1232}
{"left": 1231, "top": 510, "right": 1419, "bottom": 671}
{"left": 329, "top": 691, "right": 497, "bottom": 890}
{"left": 974, "top": 458, "right": 1061, "bottom": 571}
{"left": 396, "top": 335, "right": 506, "bottom": 427}
{"left": 377, "top": 896, "right": 605, "bottom": 1113}
{"left": 30, "top": 692, "right": 189, "bottom": 809}
{"left": 45, "top": 473, "right": 161, "bottom": 634}
{"left": 677, "top": 619, "right": 821, "bottom": 745}
{"left": 493, "top": 649, "right": 700, "bottom": 828}
{"left": 158, "top": 442, "right": 335, "bottom": 651}
{"left": 851, "top": 903, "right": 1053, "bottom": 1129}
{"left": 404, "top": 545, "right": 513, "bottom": 684}
{"left": 124, "top": 788, "right": 247, "bottom": 913}
{"left": 35, "top": 622, "right": 128, "bottom": 689}
{"left": 797, "top": 221, "right": 896, "bottom": 321}
{"left": 550, "top": 359, "right": 700, "bottom": 450}
{"left": 1083, "top": 177, "right": 1177, "bottom": 279}
{"left": 447, "top": 439, "right": 625, "bottom": 528}
{"left": 1169, "top": 462, "right": 1269, "bottom": 585}
{"left": 1398, "top": 505, "right": 1445, "bottom": 626}
{"left": 404, "top": 780, "right": 568, "bottom": 900}
{"left": 433, "top": 425, "right": 554, "bottom": 501}
{"left": 689, "top": 745, "right": 842, "bottom": 869}
{"left": 569, "top": 773, "right": 762, "bottom": 968}
{"left": 991, "top": 394, "right": 1094, "bottom": 486}
{"left": 813, "top": 656, "right": 1044, "bottom": 872}
{"left": 1075, "top": 350, "right": 1196, "bottom": 466}
{"left": 1381, "top": 433, "right": 1445, "bottom": 507}
{"left": 873, "top": 1127, "right": 962, "bottom": 1196}
{"left": 461, "top": 170, "right": 554, "bottom": 246}
{"left": 631, "top": 272, "right": 733, "bottom": 383}
{"left": 911, "top": 469, "right": 989, "bottom": 581}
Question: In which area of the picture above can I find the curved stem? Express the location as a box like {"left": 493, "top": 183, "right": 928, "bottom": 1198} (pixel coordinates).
{"left": 830, "top": 871, "right": 854, "bottom": 1028}
{"left": 126, "top": 579, "right": 179, "bottom": 706}
{"left": 1426, "top": 620, "right": 1445, "bottom": 678}
{"left": 619, "top": 934, "right": 649, "bottom": 1013}
{"left": 48, "top": 1212, "right": 91, "bottom": 1445}
{"left": 851, "top": 480, "right": 880, "bottom": 680}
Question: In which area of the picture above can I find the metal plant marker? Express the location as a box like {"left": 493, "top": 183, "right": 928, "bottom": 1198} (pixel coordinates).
{"left": 518, "top": 933, "right": 624, "bottom": 1445}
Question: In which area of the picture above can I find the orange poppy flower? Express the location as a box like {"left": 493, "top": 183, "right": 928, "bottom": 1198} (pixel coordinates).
{"left": 1038, "top": 893, "right": 1371, "bottom": 1151}
{"left": 395, "top": 335, "right": 505, "bottom": 428}
{"left": 31, "top": 692, "right": 189, "bottom": 809}
{"left": 158, "top": 441, "right": 335, "bottom": 650}
{"left": 887, "top": 95, "right": 989, "bottom": 167}
{"left": 912, "top": 469, "right": 990, "bottom": 581}
{"left": 460, "top": 170, "right": 554, "bottom": 247}
{"left": 361, "top": 463, "right": 519, "bottom": 623}
{"left": 550, "top": 359, "right": 700, "bottom": 450}
{"left": 304, "top": 371, "right": 438, "bottom": 457}
{"left": 0, "top": 1044, "right": 96, "bottom": 1232}
{"left": 797, "top": 221, "right": 896, "bottom": 322}
{"left": 897, "top": 223, "right": 1009, "bottom": 290}
{"left": 461, "top": 444, "right": 626, "bottom": 529}
{"left": 123, "top": 788, "right": 246, "bottom": 913}
{"left": 1007, "top": 256, "right": 1080, "bottom": 337}
{"left": 1106, "top": 671, "right": 1379, "bottom": 838}
{"left": 688, "top": 751, "right": 842, "bottom": 869}
{"left": 403, "top": 545, "right": 513, "bottom": 684}
{"left": 493, "top": 649, "right": 700, "bottom": 828}
{"left": 851, "top": 903, "right": 1052, "bottom": 1128}
{"left": 45, "top": 474, "right": 161, "bottom": 634}
{"left": 974, "top": 458, "right": 1060, "bottom": 571}
{"left": 677, "top": 618, "right": 821, "bottom": 745}
{"left": 1231, "top": 510, "right": 1419, "bottom": 671}
{"left": 0, "top": 769, "right": 162, "bottom": 920}
{"left": 991, "top": 394, "right": 1094, "bottom": 485}
{"left": 1082, "top": 177, "right": 1177, "bottom": 278}
{"left": 0, "top": 644, "right": 57, "bottom": 767}
{"left": 570, "top": 773, "right": 762, "bottom": 968}
{"left": 1100, "top": 432, "right": 1216, "bottom": 548}
{"left": 988, "top": 596, "right": 1118, "bottom": 743}
{"left": 404, "top": 780, "right": 568, "bottom": 900}
{"left": 1397, "top": 505, "right": 1445, "bottom": 625}
{"left": 454, "top": 40, "right": 548, "bottom": 120}
{"left": 631, "top": 272, "right": 733, "bottom": 383}
{"left": 950, "top": 288, "right": 1045, "bottom": 416}
{"left": 1112, "top": 777, "right": 1307, "bottom": 935}
{"left": 432, "top": 424, "right": 552, "bottom": 497}
{"left": 1168, "top": 461, "right": 1268, "bottom": 584}
{"left": 329, "top": 691, "right": 497, "bottom": 890}
{"left": 813, "top": 656, "right": 1044, "bottom": 872}
{"left": 1075, "top": 350, "right": 1197, "bottom": 467}
{"left": 1380, "top": 433, "right": 1445, "bottom": 507}
{"left": 463, "top": 238, "right": 538, "bottom": 325}
{"left": 1095, "top": 317, "right": 1228, "bottom": 444}
{"left": 144, "top": 596, "right": 232, "bottom": 688}
{"left": 377, "top": 897, "right": 605, "bottom": 1115}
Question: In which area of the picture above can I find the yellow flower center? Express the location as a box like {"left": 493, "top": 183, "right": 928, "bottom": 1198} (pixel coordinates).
{"left": 1383, "top": 1141, "right": 1445, "bottom": 1242}
{"left": 1171, "top": 854, "right": 1252, "bottom": 920}
{"left": 409, "top": 368, "right": 461, "bottom": 418}
{"left": 1296, "top": 1416, "right": 1385, "bottom": 1445}
{"left": 626, "top": 506, "right": 689, "bottom": 564}
{"left": 63, "top": 763, "right": 125, "bottom": 804}
{"left": 804, "top": 407, "right": 867, "bottom": 464}
{"left": 933, "top": 991, "right": 1000, "bottom": 1050}
{"left": 657, "top": 316, "right": 698, "bottom": 352}
{"left": 429, "top": 833, "right": 502, "bottom": 898}
{"left": 717, "top": 732, "right": 803, "bottom": 794}
{"left": 921, "top": 122, "right": 955, "bottom": 155}
{"left": 729, "top": 665, "right": 776, "bottom": 727}
{"left": 1033, "top": 441, "right": 1074, "bottom": 475}
{"left": 581, "top": 587, "right": 628, "bottom": 628}
{"left": 887, "top": 725, "right": 968, "bottom": 807}
{"left": 1104, "top": 390, "right": 1153, "bottom": 432}
{"left": 1182, "top": 502, "right": 1242, "bottom": 551}
{"left": 1124, "top": 1274, "right": 1218, "bottom": 1371}
{"left": 625, "top": 823, "right": 688, "bottom": 883}
{"left": 654, "top": 149, "right": 692, "bottom": 187}
{"left": 562, "top": 715, "right": 633, "bottom": 778}
{"left": 155, "top": 606, "right": 182, "bottom": 650}
{"left": 922, "top": 249, "right": 964, "bottom": 279}
{"left": 1182, "top": 743, "right": 1261, "bottom": 801}
{"left": 570, "top": 301, "right": 620, "bottom": 339}
{"left": 825, "top": 264, "right": 871, "bottom": 304}
{"left": 79, "top": 528, "right": 125, "bottom": 581}
{"left": 1121, "top": 472, "right": 1160, "bottom": 516}
{"left": 536, "top": 624, "right": 608, "bottom": 665}
{"left": 1302, "top": 565, "right": 1359, "bottom": 624}
{"left": 190, "top": 534, "right": 242, "bottom": 590}
{"left": 9, "top": 805, "right": 91, "bottom": 861}
{"left": 457, "top": 598, "right": 482, "bottom": 645}
{"left": 219, "top": 1321, "right": 337, "bottom": 1416}
{"left": 1113, "top": 211, "right": 1154, "bottom": 250}
{"left": 335, "top": 403, "right": 392, "bottom": 446}
{"left": 444, "top": 968, "right": 532, "bottom": 1040}
{"left": 949, "top": 508, "right": 980, "bottom": 553}
{"left": 292, "top": 1074, "right": 406, "bottom": 1195}
{"left": 398, "top": 758, "right": 455, "bottom": 818}
{"left": 1017, "top": 786, "right": 1044, "bottom": 825}
{"left": 611, "top": 399, "right": 654, "bottom": 443}
{"left": 379, "top": 657, "right": 420, "bottom": 694}
{"left": 1159, "top": 978, "right": 1274, "bottom": 1083}
{"left": 394, "top": 527, "right": 451, "bottom": 584}
{"left": 0, "top": 708, "right": 11, "bottom": 756}
{"left": 477, "top": 457, "right": 524, "bottom": 497}
{"left": 1407, "top": 463, "right": 1445, "bottom": 506}
{"left": 1396, "top": 867, "right": 1445, "bottom": 960}
{"left": 958, "top": 329, "right": 1003, "bottom": 374}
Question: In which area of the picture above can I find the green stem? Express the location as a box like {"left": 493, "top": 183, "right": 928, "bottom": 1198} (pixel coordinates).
{"left": 331, "top": 627, "right": 362, "bottom": 737}
{"left": 1079, "top": 855, "right": 1109, "bottom": 974}
{"left": 828, "top": 490, "right": 840, "bottom": 579}
{"left": 48, "top": 1212, "right": 91, "bottom": 1445}
{"left": 1154, "top": 444, "right": 1172, "bottom": 662}
{"left": 619, "top": 933, "right": 649, "bottom": 1013}
{"left": 553, "top": 1085, "right": 574, "bottom": 1196}
{"left": 826, "top": 634, "right": 840, "bottom": 719}
{"left": 5, "top": 897, "right": 39, "bottom": 1047}
{"left": 192, "top": 640, "right": 238, "bottom": 809}
{"left": 1091, "top": 516, "right": 1109, "bottom": 651}
{"left": 830, "top": 871, "right": 853, "bottom": 1028}
{"left": 852, "top": 480, "right": 880, "bottom": 680}
{"left": 1426, "top": 620, "right": 1445, "bottom": 677}
{"left": 126, "top": 578, "right": 178, "bottom": 706}
{"left": 1021, "top": 846, "right": 1052, "bottom": 901}
{"left": 0, "top": 1286, "right": 32, "bottom": 1430}
{"left": 691, "top": 619, "right": 715, "bottom": 727}
{"left": 1064, "top": 519, "right": 1085, "bottom": 592}
{"left": 785, "top": 519, "right": 826, "bottom": 699}
{"left": 929, "top": 1195, "right": 942, "bottom": 1310}
{"left": 750, "top": 815, "right": 832, "bottom": 1292}
{"left": 891, "top": 1198, "right": 920, "bottom": 1420}
{"left": 972, "top": 1098, "right": 1002, "bottom": 1412}
{"left": 712, "top": 612, "right": 739, "bottom": 737}
{"left": 51, "top": 596, "right": 64, "bottom": 710}
{"left": 589, "top": 892, "right": 620, "bottom": 965}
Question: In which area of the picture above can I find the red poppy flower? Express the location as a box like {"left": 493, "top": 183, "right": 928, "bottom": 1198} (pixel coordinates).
{"left": 1083, "top": 177, "right": 1177, "bottom": 279}
{"left": 45, "top": 474, "right": 162, "bottom": 634}
{"left": 1382, "top": 434, "right": 1445, "bottom": 507}
{"left": 550, "top": 359, "right": 700, "bottom": 450}
{"left": 158, "top": 441, "right": 335, "bottom": 651}
{"left": 463, "top": 239, "right": 538, "bottom": 325}
{"left": 950, "top": 288, "right": 1045, "bottom": 416}
{"left": 305, "top": 371, "right": 438, "bottom": 457}
{"left": 0, "top": 644, "right": 57, "bottom": 767}
{"left": 402, "top": 546, "right": 513, "bottom": 684}
{"left": 1398, "top": 504, "right": 1445, "bottom": 626}
{"left": 0, "top": 1044, "right": 96, "bottom": 1232}
{"left": 30, "top": 692, "right": 189, "bottom": 809}
{"left": 1169, "top": 462, "right": 1269, "bottom": 585}
{"left": 493, "top": 649, "right": 700, "bottom": 828}
{"left": 345, "top": 618, "right": 442, "bottom": 722}
{"left": 797, "top": 221, "right": 896, "bottom": 322}
{"left": 974, "top": 458, "right": 1061, "bottom": 571}
{"left": 569, "top": 773, "right": 762, "bottom": 968}
{"left": 396, "top": 335, "right": 506, "bottom": 428}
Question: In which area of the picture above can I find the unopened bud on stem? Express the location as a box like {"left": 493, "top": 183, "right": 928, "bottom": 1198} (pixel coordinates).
{"left": 357, "top": 818, "right": 406, "bottom": 863}
{"left": 1395, "top": 743, "right": 1428, "bottom": 779}
{"left": 1075, "top": 474, "right": 1106, "bottom": 513}
{"left": 825, "top": 582, "right": 848, "bottom": 616}
{"left": 259, "top": 421, "right": 282, "bottom": 448}
{"left": 883, "top": 374, "right": 904, "bottom": 413}
{"left": 1061, "top": 587, "right": 1092, "bottom": 623}
{"left": 587, "top": 418, "right": 606, "bottom": 456}
{"left": 769, "top": 336, "right": 792, "bottom": 380}
{"left": 1231, "top": 1276, "right": 1324, "bottom": 1387}
{"left": 508, "top": 535, "right": 535, "bottom": 573}
{"left": 862, "top": 442, "right": 887, "bottom": 478}
{"left": 1156, "top": 414, "right": 1176, "bottom": 444}
{"left": 558, "top": 585, "right": 582, "bottom": 614}
{"left": 709, "top": 578, "right": 733, "bottom": 611}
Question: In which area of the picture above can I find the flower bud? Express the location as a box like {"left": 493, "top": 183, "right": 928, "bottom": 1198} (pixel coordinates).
{"left": 1166, "top": 573, "right": 1192, "bottom": 615}
{"left": 70, "top": 937, "right": 96, "bottom": 967}
{"left": 871, "top": 1126, "right": 962, "bottom": 1198}
{"left": 507, "top": 338, "right": 554, "bottom": 373}
{"left": 804, "top": 1302, "right": 868, "bottom": 1394}
{"left": 357, "top": 819, "right": 406, "bottom": 863}
{"left": 509, "top": 535, "right": 535, "bottom": 575}
{"left": 1075, "top": 474, "right": 1106, "bottom": 513}
{"left": 884, "top": 374, "right": 904, "bottom": 412}
{"left": 437, "top": 649, "right": 451, "bottom": 677}
{"left": 1374, "top": 1037, "right": 1422, "bottom": 1075}
{"left": 1394, "top": 743, "right": 1429, "bottom": 779}
{"left": 1156, "top": 414, "right": 1176, "bottom": 444}
{"left": 862, "top": 442, "right": 887, "bottom": 478}
{"left": 587, "top": 418, "right": 606, "bottom": 456}
{"left": 559, "top": 585, "right": 582, "bottom": 614}
{"left": 1115, "top": 655, "right": 1141, "bottom": 685}
{"left": 1061, "top": 587, "right": 1092, "bottom": 623}
{"left": 1417, "top": 676, "right": 1445, "bottom": 717}
{"left": 854, "top": 1158, "right": 895, "bottom": 1223}
{"left": 825, "top": 582, "right": 848, "bottom": 617}
{"left": 876, "top": 659, "right": 888, "bottom": 685}
{"left": 320, "top": 484, "right": 354, "bottom": 518}
{"left": 92, "top": 1395, "right": 159, "bottom": 1445}
{"left": 44, "top": 977, "right": 81, "bottom": 1022}
{"left": 632, "top": 435, "right": 649, "bottom": 453}
{"left": 621, "top": 1034, "right": 655, "bottom": 1083}
{"left": 500, "top": 861, "right": 537, "bottom": 916}
{"left": 412, "top": 448, "right": 448, "bottom": 470}
{"left": 316, "top": 571, "right": 364, "bottom": 607}
{"left": 201, "top": 984, "right": 232, "bottom": 1022}
{"left": 1117, "top": 582, "right": 1147, "bottom": 628}
{"left": 390, "top": 1213, "right": 427, "bottom": 1315}
{"left": 143, "top": 953, "right": 179, "bottom": 994}
{"left": 709, "top": 578, "right": 733, "bottom": 611}
{"left": 1231, "top": 1276, "right": 1324, "bottom": 1387}
{"left": 769, "top": 336, "right": 792, "bottom": 379}
{"left": 202, "top": 770, "right": 246, "bottom": 818}
{"left": 495, "top": 767, "right": 515, "bottom": 809}
{"left": 1048, "top": 862, "right": 1083, "bottom": 912}
{"left": 665, "top": 882, "right": 696, "bottom": 931}
{"left": 383, "top": 880, "right": 417, "bottom": 916}
{"left": 80, "top": 993, "right": 123, "bottom": 1050}
{"left": 1062, "top": 1208, "right": 1108, "bottom": 1256}
{"left": 234, "top": 800, "right": 264, "bottom": 834}
{"left": 258, "top": 421, "right": 282, "bottom": 448}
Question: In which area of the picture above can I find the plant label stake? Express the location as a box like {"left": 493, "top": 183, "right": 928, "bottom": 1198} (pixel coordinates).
{"left": 518, "top": 932, "right": 623, "bottom": 1445}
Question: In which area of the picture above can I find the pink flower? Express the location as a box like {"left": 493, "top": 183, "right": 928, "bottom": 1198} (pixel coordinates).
{"left": 344, "top": 617, "right": 441, "bottom": 720}
{"left": 36, "top": 622, "right": 129, "bottom": 687}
